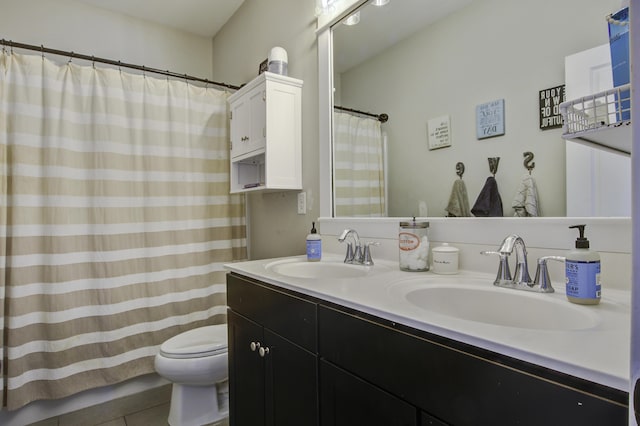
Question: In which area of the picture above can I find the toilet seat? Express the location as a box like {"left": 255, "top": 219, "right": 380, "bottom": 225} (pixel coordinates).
{"left": 160, "top": 325, "right": 228, "bottom": 359}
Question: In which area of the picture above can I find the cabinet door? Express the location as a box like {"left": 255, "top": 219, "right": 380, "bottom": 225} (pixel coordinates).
{"left": 320, "top": 360, "right": 417, "bottom": 426}
{"left": 230, "top": 85, "right": 266, "bottom": 159}
{"left": 319, "top": 305, "right": 627, "bottom": 425}
{"left": 264, "top": 329, "right": 318, "bottom": 426}
{"left": 248, "top": 86, "right": 266, "bottom": 153}
{"left": 230, "top": 94, "right": 250, "bottom": 159}
{"left": 420, "top": 412, "right": 448, "bottom": 426}
{"left": 228, "top": 310, "right": 265, "bottom": 426}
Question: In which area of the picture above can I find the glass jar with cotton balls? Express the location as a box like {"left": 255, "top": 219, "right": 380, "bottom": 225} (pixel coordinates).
{"left": 399, "top": 219, "right": 429, "bottom": 271}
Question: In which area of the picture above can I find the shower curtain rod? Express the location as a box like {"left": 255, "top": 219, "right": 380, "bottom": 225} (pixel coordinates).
{"left": 0, "top": 39, "right": 241, "bottom": 91}
{"left": 335, "top": 105, "right": 388, "bottom": 123}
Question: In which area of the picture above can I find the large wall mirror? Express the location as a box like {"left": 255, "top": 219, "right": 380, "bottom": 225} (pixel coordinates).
{"left": 323, "top": 0, "right": 630, "bottom": 218}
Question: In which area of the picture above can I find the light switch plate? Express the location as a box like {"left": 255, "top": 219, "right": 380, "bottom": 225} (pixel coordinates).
{"left": 297, "top": 192, "right": 307, "bottom": 214}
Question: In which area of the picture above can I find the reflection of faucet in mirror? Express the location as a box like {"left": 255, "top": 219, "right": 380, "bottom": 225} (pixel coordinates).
{"left": 326, "top": 0, "right": 631, "bottom": 218}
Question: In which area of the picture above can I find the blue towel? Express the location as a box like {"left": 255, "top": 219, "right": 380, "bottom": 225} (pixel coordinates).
{"left": 471, "top": 176, "right": 503, "bottom": 217}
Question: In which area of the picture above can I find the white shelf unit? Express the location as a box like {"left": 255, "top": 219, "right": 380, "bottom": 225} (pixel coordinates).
{"left": 228, "top": 72, "right": 303, "bottom": 193}
{"left": 560, "top": 83, "right": 631, "bottom": 155}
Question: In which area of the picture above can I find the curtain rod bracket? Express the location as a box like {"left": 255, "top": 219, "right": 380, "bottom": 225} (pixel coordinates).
{"left": 335, "top": 105, "right": 389, "bottom": 122}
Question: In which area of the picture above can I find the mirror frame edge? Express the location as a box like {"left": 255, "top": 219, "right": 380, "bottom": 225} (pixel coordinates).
{"left": 318, "top": 26, "right": 333, "bottom": 218}
{"left": 318, "top": 0, "right": 368, "bottom": 218}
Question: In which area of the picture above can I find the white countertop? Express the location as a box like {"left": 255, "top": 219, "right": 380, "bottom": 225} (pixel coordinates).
{"left": 225, "top": 254, "right": 630, "bottom": 392}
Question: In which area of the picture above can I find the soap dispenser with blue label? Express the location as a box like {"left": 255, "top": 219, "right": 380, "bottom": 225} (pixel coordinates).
{"left": 565, "top": 224, "right": 601, "bottom": 305}
{"left": 306, "top": 222, "right": 322, "bottom": 262}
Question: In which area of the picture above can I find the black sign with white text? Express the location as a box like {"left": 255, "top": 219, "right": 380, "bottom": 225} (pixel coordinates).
{"left": 539, "top": 85, "right": 565, "bottom": 130}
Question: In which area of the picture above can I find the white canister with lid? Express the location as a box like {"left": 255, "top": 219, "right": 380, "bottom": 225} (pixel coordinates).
{"left": 431, "top": 243, "right": 459, "bottom": 274}
{"left": 268, "top": 46, "right": 288, "bottom": 76}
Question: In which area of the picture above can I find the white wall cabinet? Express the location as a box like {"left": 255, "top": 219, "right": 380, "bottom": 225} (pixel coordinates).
{"left": 563, "top": 44, "right": 631, "bottom": 217}
{"left": 228, "top": 72, "right": 303, "bottom": 193}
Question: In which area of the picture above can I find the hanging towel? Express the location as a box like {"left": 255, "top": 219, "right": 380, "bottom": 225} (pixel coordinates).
{"left": 471, "top": 176, "right": 503, "bottom": 217}
{"left": 512, "top": 173, "right": 540, "bottom": 217}
{"left": 445, "top": 179, "right": 472, "bottom": 217}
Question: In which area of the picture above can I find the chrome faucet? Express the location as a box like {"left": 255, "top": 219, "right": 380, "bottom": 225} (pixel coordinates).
{"left": 338, "top": 229, "right": 379, "bottom": 265}
{"left": 338, "top": 229, "right": 362, "bottom": 264}
{"left": 498, "top": 234, "right": 532, "bottom": 286}
{"left": 482, "top": 234, "right": 556, "bottom": 293}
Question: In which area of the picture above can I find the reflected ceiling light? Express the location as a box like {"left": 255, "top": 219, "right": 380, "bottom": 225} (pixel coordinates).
{"left": 344, "top": 11, "right": 361, "bottom": 25}
{"left": 315, "top": 0, "right": 339, "bottom": 16}
{"left": 371, "top": 0, "right": 390, "bottom": 6}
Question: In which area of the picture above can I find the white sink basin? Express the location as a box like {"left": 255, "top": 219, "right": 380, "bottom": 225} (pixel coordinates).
{"left": 265, "top": 258, "right": 390, "bottom": 279}
{"left": 404, "top": 283, "right": 600, "bottom": 330}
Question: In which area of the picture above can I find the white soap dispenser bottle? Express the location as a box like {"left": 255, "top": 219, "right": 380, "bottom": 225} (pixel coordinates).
{"left": 306, "top": 222, "right": 322, "bottom": 262}
{"left": 565, "top": 224, "right": 601, "bottom": 305}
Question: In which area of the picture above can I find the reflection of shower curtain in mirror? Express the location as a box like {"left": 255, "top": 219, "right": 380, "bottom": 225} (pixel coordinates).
{"left": 333, "top": 112, "right": 385, "bottom": 216}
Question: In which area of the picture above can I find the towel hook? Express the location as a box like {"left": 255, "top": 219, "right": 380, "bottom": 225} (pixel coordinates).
{"left": 488, "top": 157, "right": 500, "bottom": 176}
{"left": 455, "top": 162, "right": 465, "bottom": 179}
{"left": 523, "top": 151, "right": 535, "bottom": 174}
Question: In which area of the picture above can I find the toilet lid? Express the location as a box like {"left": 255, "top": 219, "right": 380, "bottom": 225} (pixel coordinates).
{"left": 160, "top": 324, "right": 228, "bottom": 359}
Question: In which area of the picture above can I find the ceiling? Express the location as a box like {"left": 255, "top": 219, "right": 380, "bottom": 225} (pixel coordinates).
{"left": 76, "top": 0, "right": 245, "bottom": 38}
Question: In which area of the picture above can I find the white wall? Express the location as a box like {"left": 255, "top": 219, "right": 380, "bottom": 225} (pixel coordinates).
{"left": 210, "top": 0, "right": 320, "bottom": 260}
{"left": 1, "top": 0, "right": 214, "bottom": 78}
{"left": 0, "top": 1, "right": 215, "bottom": 423}
{"left": 338, "top": 0, "right": 621, "bottom": 218}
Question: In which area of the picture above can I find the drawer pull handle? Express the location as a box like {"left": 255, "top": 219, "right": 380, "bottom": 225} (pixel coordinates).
{"left": 250, "top": 341, "right": 261, "bottom": 352}
{"left": 259, "top": 346, "right": 270, "bottom": 357}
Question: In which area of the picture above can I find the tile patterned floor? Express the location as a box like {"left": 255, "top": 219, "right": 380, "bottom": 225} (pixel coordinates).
{"left": 28, "top": 384, "right": 229, "bottom": 426}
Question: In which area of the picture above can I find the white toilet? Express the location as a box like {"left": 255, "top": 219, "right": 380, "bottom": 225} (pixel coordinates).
{"left": 154, "top": 324, "right": 229, "bottom": 426}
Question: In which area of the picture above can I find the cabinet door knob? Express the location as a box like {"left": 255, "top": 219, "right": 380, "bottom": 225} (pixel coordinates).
{"left": 250, "top": 341, "right": 261, "bottom": 352}
{"left": 258, "top": 346, "right": 270, "bottom": 357}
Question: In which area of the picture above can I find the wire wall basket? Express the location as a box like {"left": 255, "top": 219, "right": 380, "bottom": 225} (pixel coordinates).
{"left": 560, "top": 83, "right": 631, "bottom": 137}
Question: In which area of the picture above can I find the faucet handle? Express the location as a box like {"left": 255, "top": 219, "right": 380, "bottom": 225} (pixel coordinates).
{"left": 343, "top": 242, "right": 354, "bottom": 264}
{"left": 362, "top": 242, "right": 380, "bottom": 266}
{"left": 481, "top": 250, "right": 512, "bottom": 284}
{"left": 533, "top": 256, "right": 565, "bottom": 293}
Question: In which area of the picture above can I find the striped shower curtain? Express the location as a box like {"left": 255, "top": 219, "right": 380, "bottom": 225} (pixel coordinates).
{"left": 333, "top": 111, "right": 385, "bottom": 216}
{"left": 0, "top": 52, "right": 246, "bottom": 410}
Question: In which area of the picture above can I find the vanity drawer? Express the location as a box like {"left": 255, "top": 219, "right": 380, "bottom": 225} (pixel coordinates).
{"left": 318, "top": 305, "right": 627, "bottom": 425}
{"left": 227, "top": 273, "right": 317, "bottom": 352}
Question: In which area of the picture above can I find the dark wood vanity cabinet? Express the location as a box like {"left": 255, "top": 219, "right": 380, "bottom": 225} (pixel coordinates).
{"left": 318, "top": 305, "right": 628, "bottom": 425}
{"left": 320, "top": 360, "right": 418, "bottom": 426}
{"left": 227, "top": 274, "right": 318, "bottom": 426}
{"left": 227, "top": 273, "right": 628, "bottom": 426}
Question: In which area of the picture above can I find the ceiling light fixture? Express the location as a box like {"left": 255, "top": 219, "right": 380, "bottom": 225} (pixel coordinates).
{"left": 315, "top": 0, "right": 339, "bottom": 16}
{"left": 344, "top": 11, "right": 361, "bottom": 25}
{"left": 371, "top": 0, "right": 390, "bottom": 6}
